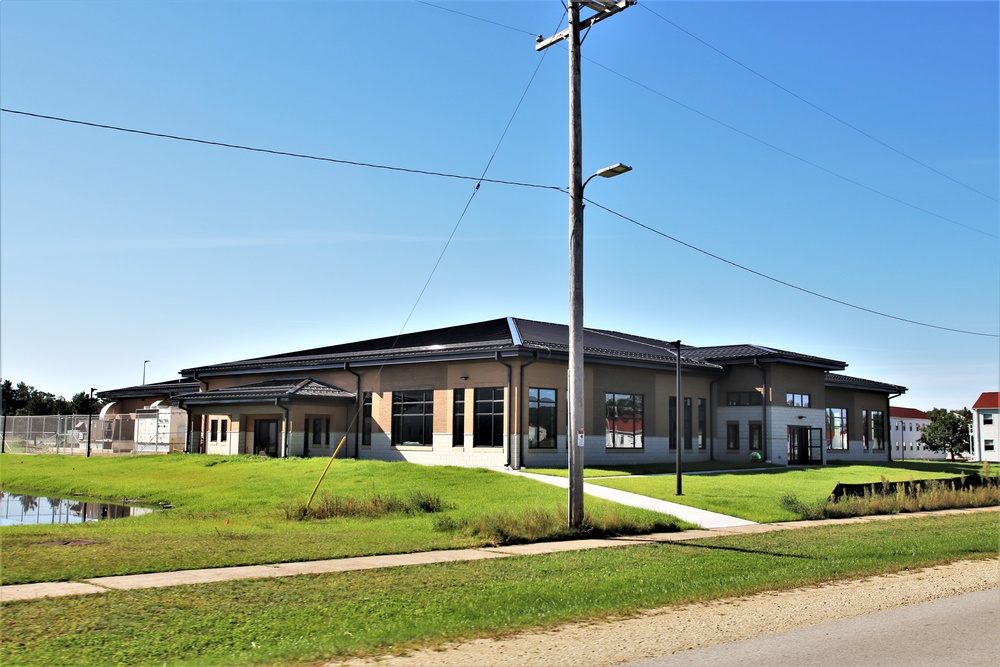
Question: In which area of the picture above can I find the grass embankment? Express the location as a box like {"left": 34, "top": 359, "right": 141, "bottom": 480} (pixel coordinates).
{"left": 584, "top": 461, "right": 992, "bottom": 522}
{"left": 0, "top": 455, "right": 685, "bottom": 585}
{"left": 2, "top": 512, "right": 996, "bottom": 667}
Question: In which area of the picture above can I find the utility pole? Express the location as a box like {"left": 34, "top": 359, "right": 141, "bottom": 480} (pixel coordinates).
{"left": 673, "top": 340, "right": 682, "bottom": 495}
{"left": 537, "top": 0, "right": 635, "bottom": 528}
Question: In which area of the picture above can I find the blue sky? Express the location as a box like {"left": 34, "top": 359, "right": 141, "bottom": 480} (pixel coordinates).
{"left": 1, "top": 1, "right": 997, "bottom": 411}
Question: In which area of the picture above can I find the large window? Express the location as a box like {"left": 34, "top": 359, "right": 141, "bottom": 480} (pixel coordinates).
{"left": 669, "top": 397, "right": 676, "bottom": 450}
{"left": 361, "top": 392, "right": 372, "bottom": 447}
{"left": 606, "top": 392, "right": 644, "bottom": 449}
{"left": 391, "top": 390, "right": 433, "bottom": 446}
{"left": 528, "top": 388, "right": 557, "bottom": 449}
{"left": 305, "top": 417, "right": 330, "bottom": 447}
{"left": 826, "top": 408, "right": 848, "bottom": 450}
{"left": 698, "top": 398, "right": 707, "bottom": 449}
{"left": 750, "top": 421, "right": 762, "bottom": 451}
{"left": 684, "top": 397, "right": 693, "bottom": 450}
{"left": 862, "top": 409, "right": 885, "bottom": 451}
{"left": 786, "top": 393, "right": 811, "bottom": 408}
{"left": 452, "top": 389, "right": 465, "bottom": 448}
{"left": 727, "top": 422, "right": 740, "bottom": 450}
{"left": 870, "top": 409, "right": 885, "bottom": 450}
{"left": 985, "top": 414, "right": 995, "bottom": 425}
{"left": 727, "top": 391, "right": 762, "bottom": 406}
{"left": 473, "top": 387, "right": 504, "bottom": 447}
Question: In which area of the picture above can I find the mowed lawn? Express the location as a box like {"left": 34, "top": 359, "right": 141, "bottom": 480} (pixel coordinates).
{"left": 0, "top": 454, "right": 683, "bottom": 585}
{"left": 2, "top": 513, "right": 997, "bottom": 667}
{"left": 583, "top": 460, "right": 989, "bottom": 522}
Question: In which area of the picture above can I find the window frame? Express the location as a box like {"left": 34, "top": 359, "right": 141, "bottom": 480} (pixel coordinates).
{"left": 785, "top": 393, "right": 811, "bottom": 408}
{"left": 391, "top": 390, "right": 434, "bottom": 447}
{"left": 726, "top": 421, "right": 740, "bottom": 450}
{"left": 826, "top": 407, "right": 848, "bottom": 450}
{"left": 452, "top": 389, "right": 465, "bottom": 448}
{"left": 605, "top": 392, "right": 644, "bottom": 450}
{"left": 528, "top": 387, "right": 558, "bottom": 449}
{"left": 473, "top": 387, "right": 504, "bottom": 448}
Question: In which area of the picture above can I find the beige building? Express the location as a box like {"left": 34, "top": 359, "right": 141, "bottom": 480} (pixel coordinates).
{"left": 125, "top": 317, "right": 907, "bottom": 468}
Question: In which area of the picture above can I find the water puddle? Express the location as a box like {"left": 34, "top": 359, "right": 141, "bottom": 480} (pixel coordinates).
{"left": 0, "top": 491, "right": 155, "bottom": 526}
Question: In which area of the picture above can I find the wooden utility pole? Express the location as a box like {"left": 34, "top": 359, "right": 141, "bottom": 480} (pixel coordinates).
{"left": 537, "top": 0, "right": 635, "bottom": 528}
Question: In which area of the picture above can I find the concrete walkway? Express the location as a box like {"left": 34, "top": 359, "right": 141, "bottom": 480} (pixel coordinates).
{"left": 505, "top": 470, "right": 757, "bottom": 529}
{"left": 1, "top": 506, "right": 993, "bottom": 604}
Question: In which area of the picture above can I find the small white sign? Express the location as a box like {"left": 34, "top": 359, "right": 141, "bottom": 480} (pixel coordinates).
{"left": 577, "top": 429, "right": 585, "bottom": 447}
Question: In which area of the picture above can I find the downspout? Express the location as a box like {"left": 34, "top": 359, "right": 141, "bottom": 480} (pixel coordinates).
{"left": 887, "top": 390, "right": 904, "bottom": 462}
{"left": 753, "top": 358, "right": 768, "bottom": 462}
{"left": 179, "top": 402, "right": 193, "bottom": 454}
{"left": 496, "top": 352, "right": 513, "bottom": 468}
{"left": 517, "top": 352, "right": 539, "bottom": 470}
{"left": 345, "top": 364, "right": 362, "bottom": 460}
{"left": 277, "top": 399, "right": 290, "bottom": 458}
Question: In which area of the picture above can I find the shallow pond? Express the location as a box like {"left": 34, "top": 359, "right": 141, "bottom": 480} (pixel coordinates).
{"left": 0, "top": 491, "right": 154, "bottom": 526}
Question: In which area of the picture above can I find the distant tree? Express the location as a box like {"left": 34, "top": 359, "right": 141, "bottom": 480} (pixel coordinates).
{"left": 918, "top": 408, "right": 973, "bottom": 460}
{"left": 68, "top": 391, "right": 102, "bottom": 415}
{"left": 1, "top": 380, "right": 100, "bottom": 416}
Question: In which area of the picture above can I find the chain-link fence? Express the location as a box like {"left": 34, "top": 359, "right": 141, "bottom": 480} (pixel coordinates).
{"left": 0, "top": 412, "right": 186, "bottom": 455}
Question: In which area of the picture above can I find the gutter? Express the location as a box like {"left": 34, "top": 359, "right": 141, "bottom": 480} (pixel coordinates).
{"left": 887, "top": 390, "right": 905, "bottom": 462}
{"left": 496, "top": 352, "right": 513, "bottom": 468}
{"left": 753, "top": 358, "right": 768, "bottom": 462}
{"left": 515, "top": 352, "right": 539, "bottom": 470}
{"left": 345, "top": 364, "right": 362, "bottom": 460}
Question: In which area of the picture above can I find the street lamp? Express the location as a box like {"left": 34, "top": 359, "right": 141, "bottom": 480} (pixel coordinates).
{"left": 567, "top": 163, "right": 632, "bottom": 527}
{"left": 86, "top": 387, "right": 96, "bottom": 458}
{"left": 537, "top": 0, "right": 635, "bottom": 529}
{"left": 143, "top": 360, "right": 150, "bottom": 386}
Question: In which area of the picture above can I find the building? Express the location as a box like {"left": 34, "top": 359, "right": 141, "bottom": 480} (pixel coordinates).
{"left": 148, "top": 317, "right": 905, "bottom": 468}
{"left": 889, "top": 407, "right": 941, "bottom": 460}
{"left": 970, "top": 392, "right": 999, "bottom": 463}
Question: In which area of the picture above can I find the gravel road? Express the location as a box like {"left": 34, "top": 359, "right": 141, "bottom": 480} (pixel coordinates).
{"left": 334, "top": 557, "right": 999, "bottom": 667}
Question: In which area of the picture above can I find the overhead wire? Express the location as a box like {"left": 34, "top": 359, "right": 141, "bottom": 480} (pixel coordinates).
{"left": 0, "top": 109, "right": 561, "bottom": 194}
{"left": 580, "top": 57, "right": 997, "bottom": 240}
{"left": 639, "top": 3, "right": 998, "bottom": 204}
{"left": 583, "top": 196, "right": 999, "bottom": 339}
{"left": 3, "top": 106, "right": 993, "bottom": 338}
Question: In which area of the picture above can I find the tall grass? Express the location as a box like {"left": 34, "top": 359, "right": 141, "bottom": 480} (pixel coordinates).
{"left": 780, "top": 475, "right": 1000, "bottom": 520}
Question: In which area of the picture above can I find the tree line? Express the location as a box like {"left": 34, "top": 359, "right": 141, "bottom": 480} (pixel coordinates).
{"left": 1, "top": 380, "right": 104, "bottom": 416}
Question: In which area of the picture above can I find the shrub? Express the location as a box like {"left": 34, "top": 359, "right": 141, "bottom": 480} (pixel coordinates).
{"left": 285, "top": 491, "right": 449, "bottom": 521}
{"left": 433, "top": 505, "right": 683, "bottom": 546}
{"left": 781, "top": 478, "right": 1000, "bottom": 521}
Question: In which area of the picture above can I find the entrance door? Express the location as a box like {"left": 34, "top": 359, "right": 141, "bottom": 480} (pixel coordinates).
{"left": 788, "top": 426, "right": 823, "bottom": 464}
{"left": 254, "top": 419, "right": 280, "bottom": 457}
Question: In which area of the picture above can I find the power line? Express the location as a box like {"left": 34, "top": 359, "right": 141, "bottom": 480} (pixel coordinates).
{"left": 584, "top": 196, "right": 999, "bottom": 339}
{"left": 640, "top": 3, "right": 998, "bottom": 204}
{"left": 5, "top": 107, "right": 994, "bottom": 337}
{"left": 581, "top": 58, "right": 998, "bottom": 240}
{"left": 0, "top": 108, "right": 562, "bottom": 194}
{"left": 396, "top": 37, "right": 554, "bottom": 339}
{"left": 414, "top": 0, "right": 540, "bottom": 37}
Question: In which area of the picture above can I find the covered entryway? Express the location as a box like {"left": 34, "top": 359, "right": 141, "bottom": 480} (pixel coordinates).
{"left": 788, "top": 425, "right": 823, "bottom": 464}
{"left": 177, "top": 378, "right": 357, "bottom": 458}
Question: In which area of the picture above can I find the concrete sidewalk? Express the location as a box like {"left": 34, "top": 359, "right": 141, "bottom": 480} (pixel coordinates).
{"left": 505, "top": 470, "right": 757, "bottom": 529}
{"left": 3, "top": 507, "right": 992, "bottom": 604}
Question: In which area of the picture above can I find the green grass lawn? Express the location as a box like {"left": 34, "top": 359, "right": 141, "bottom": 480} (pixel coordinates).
{"left": 0, "top": 455, "right": 683, "bottom": 585}
{"left": 587, "top": 460, "right": 990, "bottom": 522}
{"left": 529, "top": 460, "right": 778, "bottom": 478}
{"left": 2, "top": 512, "right": 996, "bottom": 667}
